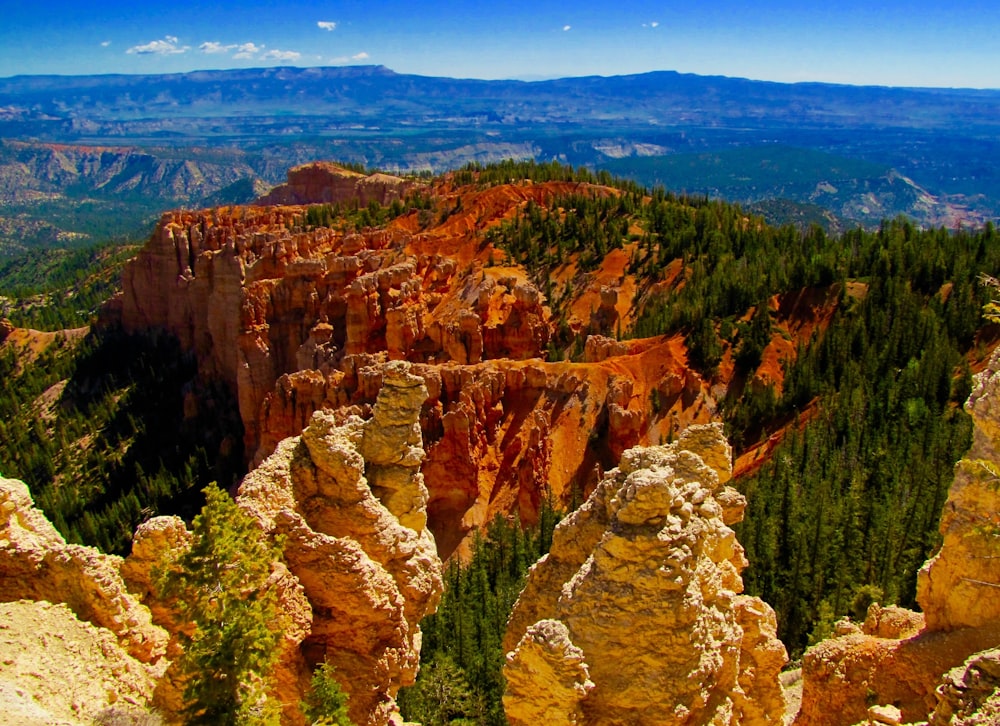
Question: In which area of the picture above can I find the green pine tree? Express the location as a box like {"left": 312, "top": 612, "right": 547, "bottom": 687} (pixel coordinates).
{"left": 302, "top": 661, "right": 354, "bottom": 726}
{"left": 155, "top": 483, "right": 286, "bottom": 725}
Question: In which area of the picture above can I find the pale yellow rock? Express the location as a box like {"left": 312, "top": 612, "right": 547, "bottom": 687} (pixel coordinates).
{"left": 734, "top": 595, "right": 789, "bottom": 726}
{"left": 0, "top": 600, "right": 162, "bottom": 725}
{"left": 237, "top": 361, "right": 442, "bottom": 726}
{"left": 929, "top": 648, "right": 1000, "bottom": 725}
{"left": 917, "top": 351, "right": 1000, "bottom": 630}
{"left": 796, "top": 349, "right": 1000, "bottom": 726}
{"left": 504, "top": 619, "right": 594, "bottom": 726}
{"left": 503, "top": 423, "right": 786, "bottom": 726}
{"left": 0, "top": 477, "right": 168, "bottom": 664}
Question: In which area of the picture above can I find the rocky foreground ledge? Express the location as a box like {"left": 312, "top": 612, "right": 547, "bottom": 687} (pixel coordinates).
{"left": 3, "top": 351, "right": 1000, "bottom": 723}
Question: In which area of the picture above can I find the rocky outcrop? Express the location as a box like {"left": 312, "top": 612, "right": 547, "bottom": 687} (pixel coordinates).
{"left": 237, "top": 361, "right": 443, "bottom": 725}
{"left": 502, "top": 424, "right": 787, "bottom": 725}
{"left": 929, "top": 648, "right": 1000, "bottom": 725}
{"left": 795, "top": 349, "right": 1000, "bottom": 725}
{"left": 116, "top": 176, "right": 785, "bottom": 564}
{"left": 0, "top": 476, "right": 168, "bottom": 664}
{"left": 256, "top": 338, "right": 714, "bottom": 559}
{"left": 917, "top": 348, "right": 1000, "bottom": 631}
{"left": 255, "top": 162, "right": 416, "bottom": 207}
{"left": 117, "top": 362, "right": 442, "bottom": 725}
{"left": 0, "top": 600, "right": 162, "bottom": 725}
{"left": 503, "top": 619, "right": 594, "bottom": 726}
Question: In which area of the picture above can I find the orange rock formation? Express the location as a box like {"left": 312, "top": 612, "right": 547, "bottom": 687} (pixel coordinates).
{"left": 115, "top": 168, "right": 738, "bottom": 558}
{"left": 255, "top": 162, "right": 417, "bottom": 207}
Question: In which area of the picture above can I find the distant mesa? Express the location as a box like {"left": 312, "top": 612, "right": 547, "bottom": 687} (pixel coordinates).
{"left": 255, "top": 162, "right": 418, "bottom": 207}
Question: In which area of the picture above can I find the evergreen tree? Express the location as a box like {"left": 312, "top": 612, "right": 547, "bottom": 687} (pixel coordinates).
{"left": 155, "top": 483, "right": 286, "bottom": 725}
{"left": 302, "top": 662, "right": 354, "bottom": 726}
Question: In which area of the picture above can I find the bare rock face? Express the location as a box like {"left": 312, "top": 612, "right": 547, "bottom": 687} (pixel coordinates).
{"left": 255, "top": 162, "right": 416, "bottom": 207}
{"left": 917, "top": 350, "right": 1000, "bottom": 631}
{"left": 0, "top": 600, "right": 162, "bottom": 725}
{"left": 237, "top": 361, "right": 443, "bottom": 726}
{"left": 116, "top": 362, "right": 440, "bottom": 725}
{"left": 796, "top": 349, "right": 1000, "bottom": 725}
{"left": 504, "top": 619, "right": 594, "bottom": 726}
{"left": 929, "top": 648, "right": 1000, "bottom": 725}
{"left": 0, "top": 476, "right": 168, "bottom": 664}
{"left": 502, "top": 424, "right": 787, "bottom": 726}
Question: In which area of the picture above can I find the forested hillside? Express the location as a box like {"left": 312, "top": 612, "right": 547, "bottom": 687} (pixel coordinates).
{"left": 475, "top": 160, "right": 998, "bottom": 653}
{"left": 1, "top": 159, "right": 997, "bottom": 708}
{"left": 0, "top": 327, "right": 243, "bottom": 552}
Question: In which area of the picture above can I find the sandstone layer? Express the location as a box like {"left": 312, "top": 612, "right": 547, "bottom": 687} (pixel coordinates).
{"left": 502, "top": 423, "right": 787, "bottom": 725}
{"left": 795, "top": 349, "right": 1000, "bottom": 725}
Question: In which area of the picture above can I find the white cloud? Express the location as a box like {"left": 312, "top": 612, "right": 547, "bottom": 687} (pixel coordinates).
{"left": 199, "top": 41, "right": 235, "bottom": 54}
{"left": 562, "top": 25, "right": 571, "bottom": 32}
{"left": 642, "top": 20, "right": 660, "bottom": 28}
{"left": 233, "top": 42, "right": 263, "bottom": 59}
{"left": 100, "top": 40, "right": 111, "bottom": 47}
{"left": 126, "top": 36, "right": 189, "bottom": 55}
{"left": 317, "top": 21, "right": 337, "bottom": 31}
{"left": 261, "top": 49, "right": 302, "bottom": 62}
{"left": 352, "top": 51, "right": 369, "bottom": 61}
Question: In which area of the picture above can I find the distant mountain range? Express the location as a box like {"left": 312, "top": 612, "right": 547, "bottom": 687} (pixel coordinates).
{"left": 0, "top": 65, "right": 998, "bottom": 253}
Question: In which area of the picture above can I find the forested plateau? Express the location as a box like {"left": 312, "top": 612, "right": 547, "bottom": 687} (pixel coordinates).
{"left": 2, "top": 159, "right": 1000, "bottom": 723}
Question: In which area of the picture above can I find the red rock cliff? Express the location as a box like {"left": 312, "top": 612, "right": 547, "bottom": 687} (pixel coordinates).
{"left": 117, "top": 171, "right": 814, "bottom": 558}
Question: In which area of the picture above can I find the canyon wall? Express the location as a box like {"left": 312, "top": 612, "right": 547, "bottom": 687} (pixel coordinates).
{"left": 116, "top": 170, "right": 723, "bottom": 557}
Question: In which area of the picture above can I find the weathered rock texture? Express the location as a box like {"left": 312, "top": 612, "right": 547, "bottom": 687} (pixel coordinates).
{"left": 0, "top": 477, "right": 168, "bottom": 721}
{"left": 255, "top": 162, "right": 416, "bottom": 207}
{"left": 502, "top": 423, "right": 787, "bottom": 726}
{"left": 0, "top": 476, "right": 168, "bottom": 663}
{"left": 929, "top": 648, "right": 1000, "bottom": 725}
{"left": 0, "top": 600, "right": 162, "bottom": 725}
{"left": 116, "top": 176, "right": 739, "bottom": 557}
{"left": 119, "top": 362, "right": 442, "bottom": 726}
{"left": 237, "top": 361, "right": 443, "bottom": 725}
{"left": 795, "top": 349, "right": 1000, "bottom": 725}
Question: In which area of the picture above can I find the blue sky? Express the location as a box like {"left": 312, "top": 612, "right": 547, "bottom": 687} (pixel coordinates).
{"left": 1, "top": 0, "right": 998, "bottom": 88}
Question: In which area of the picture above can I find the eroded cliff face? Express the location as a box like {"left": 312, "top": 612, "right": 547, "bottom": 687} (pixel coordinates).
{"left": 795, "top": 349, "right": 1000, "bottom": 725}
{"left": 116, "top": 170, "right": 731, "bottom": 558}
{"left": 502, "top": 424, "right": 787, "bottom": 726}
